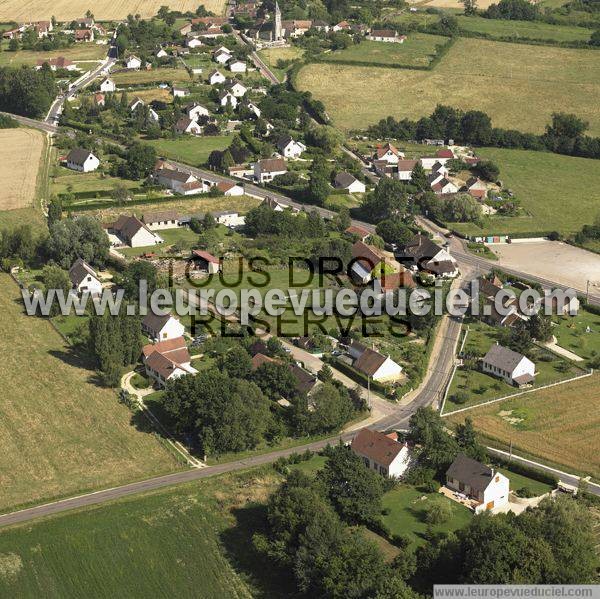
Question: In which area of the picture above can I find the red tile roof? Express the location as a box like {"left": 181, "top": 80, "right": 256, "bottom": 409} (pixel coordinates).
{"left": 351, "top": 428, "right": 405, "bottom": 467}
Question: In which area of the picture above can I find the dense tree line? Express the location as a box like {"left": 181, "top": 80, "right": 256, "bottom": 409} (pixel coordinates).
{"left": 0, "top": 65, "right": 57, "bottom": 118}
{"left": 244, "top": 204, "right": 327, "bottom": 238}
{"left": 367, "top": 105, "right": 600, "bottom": 160}
{"left": 483, "top": 0, "right": 540, "bottom": 20}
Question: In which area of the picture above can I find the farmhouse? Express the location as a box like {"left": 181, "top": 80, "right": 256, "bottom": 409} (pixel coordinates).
{"left": 74, "top": 29, "right": 94, "bottom": 42}
{"left": 395, "top": 159, "right": 418, "bottom": 181}
{"left": 142, "top": 313, "right": 186, "bottom": 342}
{"left": 174, "top": 117, "right": 202, "bottom": 135}
{"left": 464, "top": 177, "right": 488, "bottom": 200}
{"left": 345, "top": 224, "right": 371, "bottom": 242}
{"left": 420, "top": 148, "right": 455, "bottom": 169}
{"left": 69, "top": 258, "right": 102, "bottom": 296}
{"left": 65, "top": 148, "right": 99, "bottom": 173}
{"left": 108, "top": 215, "right": 164, "bottom": 248}
{"left": 352, "top": 345, "right": 403, "bottom": 383}
{"left": 397, "top": 234, "right": 458, "bottom": 278}
{"left": 446, "top": 453, "right": 510, "bottom": 512}
{"left": 208, "top": 69, "right": 226, "bottom": 85}
{"left": 277, "top": 136, "right": 306, "bottom": 159}
{"left": 350, "top": 241, "right": 390, "bottom": 283}
{"left": 254, "top": 158, "right": 287, "bottom": 183}
{"left": 351, "top": 428, "right": 412, "bottom": 477}
{"left": 333, "top": 20, "right": 351, "bottom": 31}
{"left": 142, "top": 337, "right": 198, "bottom": 387}
{"left": 125, "top": 55, "right": 142, "bottom": 69}
{"left": 35, "top": 56, "right": 77, "bottom": 71}
{"left": 155, "top": 168, "right": 205, "bottom": 195}
{"left": 216, "top": 181, "right": 244, "bottom": 196}
{"left": 334, "top": 171, "right": 366, "bottom": 193}
{"left": 142, "top": 211, "right": 180, "bottom": 231}
{"left": 191, "top": 249, "right": 220, "bottom": 274}
{"left": 99, "top": 78, "right": 115, "bottom": 92}
{"left": 481, "top": 343, "right": 536, "bottom": 387}
{"left": 281, "top": 19, "right": 312, "bottom": 38}
{"left": 366, "top": 30, "right": 406, "bottom": 43}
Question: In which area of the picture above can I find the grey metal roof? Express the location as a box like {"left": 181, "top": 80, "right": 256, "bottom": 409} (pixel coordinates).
{"left": 482, "top": 343, "right": 526, "bottom": 373}
{"left": 446, "top": 453, "right": 493, "bottom": 492}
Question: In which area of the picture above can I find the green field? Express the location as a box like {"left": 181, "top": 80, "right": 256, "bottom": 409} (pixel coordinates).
{"left": 0, "top": 467, "right": 290, "bottom": 598}
{"left": 446, "top": 375, "right": 600, "bottom": 478}
{"left": 320, "top": 34, "right": 448, "bottom": 67}
{"left": 147, "top": 135, "right": 232, "bottom": 165}
{"left": 495, "top": 467, "right": 555, "bottom": 496}
{"left": 297, "top": 38, "right": 600, "bottom": 134}
{"left": 0, "top": 43, "right": 107, "bottom": 67}
{"left": 257, "top": 46, "right": 304, "bottom": 82}
{"left": 0, "top": 274, "right": 181, "bottom": 512}
{"left": 551, "top": 308, "right": 600, "bottom": 362}
{"left": 112, "top": 68, "right": 192, "bottom": 85}
{"left": 455, "top": 15, "right": 593, "bottom": 42}
{"left": 381, "top": 485, "right": 472, "bottom": 547}
{"left": 449, "top": 148, "right": 600, "bottom": 236}
{"left": 50, "top": 166, "right": 142, "bottom": 196}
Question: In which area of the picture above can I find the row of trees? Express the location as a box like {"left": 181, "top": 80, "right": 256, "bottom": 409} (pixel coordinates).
{"left": 367, "top": 105, "right": 600, "bottom": 160}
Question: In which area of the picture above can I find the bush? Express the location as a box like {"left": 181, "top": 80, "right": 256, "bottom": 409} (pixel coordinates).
{"left": 515, "top": 486, "right": 536, "bottom": 498}
{"left": 421, "top": 479, "right": 440, "bottom": 493}
{"left": 451, "top": 390, "right": 468, "bottom": 404}
{"left": 424, "top": 501, "right": 451, "bottom": 525}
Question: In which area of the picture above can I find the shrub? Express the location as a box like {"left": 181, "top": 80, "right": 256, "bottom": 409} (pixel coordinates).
{"left": 452, "top": 390, "right": 468, "bottom": 404}
{"left": 515, "top": 486, "right": 536, "bottom": 498}
{"left": 424, "top": 501, "right": 451, "bottom": 525}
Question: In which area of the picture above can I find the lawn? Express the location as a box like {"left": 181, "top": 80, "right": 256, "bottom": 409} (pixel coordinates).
{"left": 495, "top": 467, "right": 554, "bottom": 496}
{"left": 296, "top": 38, "right": 600, "bottom": 134}
{"left": 551, "top": 308, "right": 600, "bottom": 362}
{"left": 444, "top": 320, "right": 585, "bottom": 411}
{"left": 50, "top": 166, "right": 142, "bottom": 196}
{"left": 449, "top": 148, "right": 600, "bottom": 236}
{"left": 320, "top": 34, "right": 448, "bottom": 68}
{"left": 381, "top": 485, "right": 472, "bottom": 548}
{"left": 0, "top": 274, "right": 181, "bottom": 512}
{"left": 112, "top": 68, "right": 192, "bottom": 86}
{"left": 257, "top": 46, "right": 304, "bottom": 82}
{"left": 0, "top": 43, "right": 108, "bottom": 67}
{"left": 455, "top": 15, "right": 593, "bottom": 42}
{"left": 445, "top": 375, "right": 600, "bottom": 479}
{"left": 116, "top": 226, "right": 203, "bottom": 257}
{"left": 0, "top": 467, "right": 291, "bottom": 598}
{"left": 147, "top": 135, "right": 232, "bottom": 165}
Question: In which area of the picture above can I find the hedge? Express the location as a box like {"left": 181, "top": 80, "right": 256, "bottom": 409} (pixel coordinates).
{"left": 490, "top": 454, "right": 559, "bottom": 487}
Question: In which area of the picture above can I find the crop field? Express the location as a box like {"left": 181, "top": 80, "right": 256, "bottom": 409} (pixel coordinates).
{"left": 449, "top": 148, "right": 600, "bottom": 236}
{"left": 319, "top": 34, "right": 447, "bottom": 67}
{"left": 147, "top": 135, "right": 232, "bottom": 165}
{"left": 0, "top": 467, "right": 291, "bottom": 598}
{"left": 446, "top": 376, "right": 600, "bottom": 479}
{"left": 455, "top": 15, "right": 592, "bottom": 42}
{"left": 0, "top": 274, "right": 181, "bottom": 512}
{"left": 296, "top": 39, "right": 600, "bottom": 134}
{"left": 0, "top": 0, "right": 226, "bottom": 22}
{"left": 0, "top": 43, "right": 107, "bottom": 67}
{"left": 112, "top": 67, "right": 192, "bottom": 86}
{"left": 0, "top": 129, "right": 46, "bottom": 212}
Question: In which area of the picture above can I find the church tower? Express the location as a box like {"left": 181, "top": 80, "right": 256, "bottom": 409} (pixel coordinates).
{"left": 274, "top": 1, "right": 282, "bottom": 40}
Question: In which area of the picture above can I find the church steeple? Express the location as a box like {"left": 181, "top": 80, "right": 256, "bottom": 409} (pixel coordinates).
{"left": 274, "top": 1, "right": 282, "bottom": 40}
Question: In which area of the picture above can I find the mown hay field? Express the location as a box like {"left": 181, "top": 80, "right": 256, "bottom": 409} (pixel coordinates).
{"left": 0, "top": 274, "right": 181, "bottom": 512}
{"left": 0, "top": 129, "right": 45, "bottom": 211}
{"left": 296, "top": 38, "right": 600, "bottom": 134}
{"left": 445, "top": 376, "right": 600, "bottom": 479}
{"left": 0, "top": 0, "right": 226, "bottom": 22}
{"left": 0, "top": 468, "right": 290, "bottom": 598}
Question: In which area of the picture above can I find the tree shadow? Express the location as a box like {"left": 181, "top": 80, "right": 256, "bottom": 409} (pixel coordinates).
{"left": 47, "top": 347, "right": 103, "bottom": 385}
{"left": 220, "top": 504, "right": 300, "bottom": 599}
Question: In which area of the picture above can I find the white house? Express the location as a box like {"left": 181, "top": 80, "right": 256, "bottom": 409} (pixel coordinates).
{"left": 184, "top": 102, "right": 210, "bottom": 121}
{"left": 142, "top": 313, "right": 186, "bottom": 342}
{"left": 208, "top": 69, "right": 226, "bottom": 85}
{"left": 398, "top": 234, "right": 458, "bottom": 278}
{"left": 446, "top": 454, "right": 510, "bottom": 513}
{"left": 351, "top": 428, "right": 412, "bottom": 478}
{"left": 350, "top": 241, "right": 388, "bottom": 284}
{"left": 214, "top": 210, "right": 245, "bottom": 227}
{"left": 99, "top": 78, "right": 115, "bottom": 92}
{"left": 218, "top": 90, "right": 238, "bottom": 109}
{"left": 374, "top": 142, "right": 404, "bottom": 164}
{"left": 109, "top": 215, "right": 164, "bottom": 248}
{"left": 334, "top": 171, "right": 365, "bottom": 193}
{"left": 148, "top": 108, "right": 160, "bottom": 123}
{"left": 240, "top": 100, "right": 261, "bottom": 117}
{"left": 156, "top": 48, "right": 168, "bottom": 58}
{"left": 213, "top": 47, "right": 232, "bottom": 64}
{"left": 420, "top": 148, "right": 455, "bottom": 169}
{"left": 35, "top": 56, "right": 78, "bottom": 71}
{"left": 395, "top": 159, "right": 418, "bottom": 181}
{"left": 66, "top": 148, "right": 100, "bottom": 173}
{"left": 216, "top": 181, "right": 244, "bottom": 197}
{"left": 191, "top": 249, "right": 220, "bottom": 273}
{"left": 125, "top": 55, "right": 142, "bottom": 69}
{"left": 142, "top": 210, "right": 180, "bottom": 231}
{"left": 277, "top": 136, "right": 306, "bottom": 159}
{"left": 68, "top": 258, "right": 102, "bottom": 296}
{"left": 142, "top": 337, "right": 198, "bottom": 387}
{"left": 225, "top": 78, "right": 247, "bottom": 97}
{"left": 172, "top": 86, "right": 190, "bottom": 98}
{"left": 174, "top": 117, "right": 202, "bottom": 135}
{"left": 431, "top": 177, "right": 459, "bottom": 195}
{"left": 228, "top": 60, "right": 247, "bottom": 73}
{"left": 352, "top": 346, "right": 403, "bottom": 382}
{"left": 156, "top": 168, "right": 206, "bottom": 195}
{"left": 366, "top": 29, "right": 406, "bottom": 43}
{"left": 481, "top": 343, "right": 536, "bottom": 387}
{"left": 254, "top": 158, "right": 287, "bottom": 183}
{"left": 186, "top": 35, "right": 203, "bottom": 48}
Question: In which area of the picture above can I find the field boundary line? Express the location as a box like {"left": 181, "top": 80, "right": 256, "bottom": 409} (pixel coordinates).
{"left": 438, "top": 323, "right": 469, "bottom": 416}
{"left": 441, "top": 369, "right": 594, "bottom": 416}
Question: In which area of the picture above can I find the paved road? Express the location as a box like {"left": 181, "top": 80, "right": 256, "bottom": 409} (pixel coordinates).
{"left": 0, "top": 111, "right": 57, "bottom": 134}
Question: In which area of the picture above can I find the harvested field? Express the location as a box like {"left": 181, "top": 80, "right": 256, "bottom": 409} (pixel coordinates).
{"left": 445, "top": 376, "right": 600, "bottom": 479}
{"left": 0, "top": 129, "right": 45, "bottom": 211}
{"left": 112, "top": 67, "right": 192, "bottom": 85}
{"left": 0, "top": 43, "right": 107, "bottom": 67}
{"left": 0, "top": 0, "right": 226, "bottom": 22}
{"left": 296, "top": 38, "right": 600, "bottom": 134}
{"left": 0, "top": 274, "right": 181, "bottom": 512}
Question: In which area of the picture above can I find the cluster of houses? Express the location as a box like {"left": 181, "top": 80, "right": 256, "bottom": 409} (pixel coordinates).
{"left": 370, "top": 143, "right": 488, "bottom": 200}
{"left": 3, "top": 16, "right": 106, "bottom": 43}
{"left": 351, "top": 428, "right": 511, "bottom": 513}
